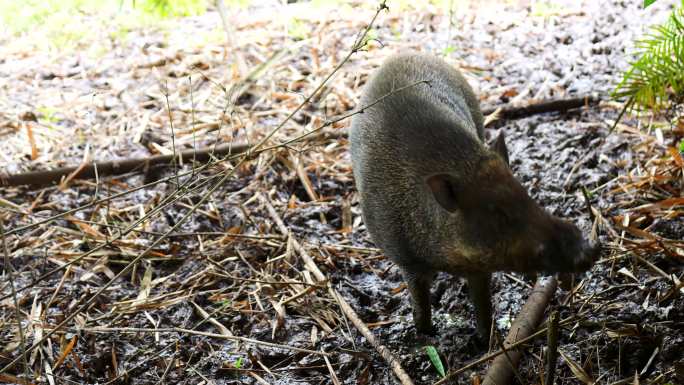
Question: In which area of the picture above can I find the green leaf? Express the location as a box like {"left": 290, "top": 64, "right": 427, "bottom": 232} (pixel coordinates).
{"left": 425, "top": 345, "right": 445, "bottom": 377}
{"left": 644, "top": 0, "right": 657, "bottom": 8}
{"left": 678, "top": 139, "right": 684, "bottom": 153}
{"left": 234, "top": 356, "right": 243, "bottom": 369}
{"left": 612, "top": 6, "right": 684, "bottom": 113}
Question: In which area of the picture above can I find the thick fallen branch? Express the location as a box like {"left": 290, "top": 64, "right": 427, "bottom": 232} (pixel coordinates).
{"left": 0, "top": 95, "right": 599, "bottom": 188}
{"left": 0, "top": 142, "right": 251, "bottom": 188}
{"left": 434, "top": 287, "right": 615, "bottom": 385}
{"left": 481, "top": 95, "right": 600, "bottom": 120}
{"left": 482, "top": 277, "right": 558, "bottom": 385}
{"left": 261, "top": 193, "right": 415, "bottom": 385}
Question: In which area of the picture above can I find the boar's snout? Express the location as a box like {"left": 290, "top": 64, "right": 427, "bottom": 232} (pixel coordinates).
{"left": 536, "top": 220, "right": 599, "bottom": 274}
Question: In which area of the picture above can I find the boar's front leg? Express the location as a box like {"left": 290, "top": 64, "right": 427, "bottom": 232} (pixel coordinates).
{"left": 404, "top": 271, "right": 435, "bottom": 335}
{"left": 467, "top": 273, "right": 492, "bottom": 343}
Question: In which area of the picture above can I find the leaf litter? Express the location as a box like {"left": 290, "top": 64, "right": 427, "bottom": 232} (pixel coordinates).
{"left": 0, "top": 1, "right": 682, "bottom": 384}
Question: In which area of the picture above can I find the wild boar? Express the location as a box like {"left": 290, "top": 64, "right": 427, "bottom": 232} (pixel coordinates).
{"left": 349, "top": 53, "right": 597, "bottom": 341}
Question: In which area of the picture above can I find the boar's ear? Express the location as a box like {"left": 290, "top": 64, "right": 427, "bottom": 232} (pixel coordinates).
{"left": 426, "top": 173, "right": 460, "bottom": 213}
{"left": 491, "top": 131, "right": 509, "bottom": 166}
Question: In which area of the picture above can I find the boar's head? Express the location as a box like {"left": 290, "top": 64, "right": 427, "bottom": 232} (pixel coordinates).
{"left": 426, "top": 132, "right": 599, "bottom": 274}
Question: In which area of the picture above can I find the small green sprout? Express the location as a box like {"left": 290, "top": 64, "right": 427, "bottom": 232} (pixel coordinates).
{"left": 425, "top": 345, "right": 445, "bottom": 377}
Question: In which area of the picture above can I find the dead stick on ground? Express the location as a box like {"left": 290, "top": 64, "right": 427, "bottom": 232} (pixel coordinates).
{"left": 482, "top": 276, "right": 558, "bottom": 385}
{"left": 545, "top": 310, "right": 560, "bottom": 385}
{"left": 1, "top": 95, "right": 599, "bottom": 188}
{"left": 0, "top": 142, "right": 251, "bottom": 188}
{"left": 260, "top": 193, "right": 415, "bottom": 385}
{"left": 215, "top": 0, "right": 246, "bottom": 77}
{"left": 481, "top": 95, "right": 600, "bottom": 120}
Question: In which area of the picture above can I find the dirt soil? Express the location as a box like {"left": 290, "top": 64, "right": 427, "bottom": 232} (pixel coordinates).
{"left": 1, "top": 1, "right": 682, "bottom": 384}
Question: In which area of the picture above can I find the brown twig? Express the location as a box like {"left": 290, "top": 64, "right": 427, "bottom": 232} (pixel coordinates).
{"left": 215, "top": 0, "right": 238, "bottom": 63}
{"left": 482, "top": 277, "right": 558, "bottom": 385}
{"left": 261, "top": 193, "right": 416, "bottom": 385}
{"left": 545, "top": 310, "right": 560, "bottom": 385}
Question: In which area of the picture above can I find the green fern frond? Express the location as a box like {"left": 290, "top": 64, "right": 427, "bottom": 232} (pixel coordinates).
{"left": 613, "top": 5, "right": 684, "bottom": 113}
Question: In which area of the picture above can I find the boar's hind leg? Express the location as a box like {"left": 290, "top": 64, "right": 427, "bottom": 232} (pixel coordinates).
{"left": 404, "top": 272, "right": 435, "bottom": 335}
{"left": 467, "top": 273, "right": 492, "bottom": 343}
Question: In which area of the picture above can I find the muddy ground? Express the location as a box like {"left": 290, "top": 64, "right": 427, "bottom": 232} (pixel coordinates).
{"left": 1, "top": 1, "right": 682, "bottom": 384}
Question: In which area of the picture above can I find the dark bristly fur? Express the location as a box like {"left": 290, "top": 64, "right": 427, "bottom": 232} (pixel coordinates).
{"left": 350, "top": 53, "right": 598, "bottom": 340}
